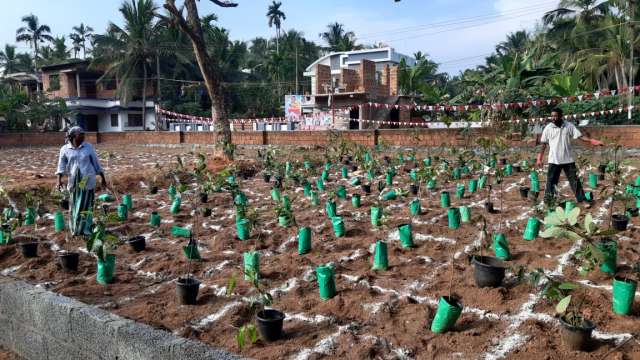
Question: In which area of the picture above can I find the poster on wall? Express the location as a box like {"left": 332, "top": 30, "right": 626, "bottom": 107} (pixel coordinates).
{"left": 285, "top": 95, "right": 304, "bottom": 122}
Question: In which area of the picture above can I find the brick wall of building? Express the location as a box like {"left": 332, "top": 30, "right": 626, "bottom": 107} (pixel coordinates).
{"left": 341, "top": 69, "right": 360, "bottom": 93}
{"left": 389, "top": 65, "right": 399, "bottom": 96}
{"left": 2, "top": 126, "right": 640, "bottom": 148}
{"left": 315, "top": 64, "right": 331, "bottom": 94}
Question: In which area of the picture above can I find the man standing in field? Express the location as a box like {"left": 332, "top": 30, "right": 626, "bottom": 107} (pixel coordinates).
{"left": 536, "top": 108, "right": 604, "bottom": 205}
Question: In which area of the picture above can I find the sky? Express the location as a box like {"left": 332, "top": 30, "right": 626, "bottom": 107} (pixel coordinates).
{"left": 0, "top": 0, "right": 560, "bottom": 75}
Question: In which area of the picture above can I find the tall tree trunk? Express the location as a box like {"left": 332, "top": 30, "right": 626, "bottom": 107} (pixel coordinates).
{"left": 165, "top": 0, "right": 232, "bottom": 160}
{"left": 142, "top": 64, "right": 147, "bottom": 130}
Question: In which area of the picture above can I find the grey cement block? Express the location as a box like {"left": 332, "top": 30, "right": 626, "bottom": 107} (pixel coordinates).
{"left": 27, "top": 290, "right": 77, "bottom": 340}
{"left": 0, "top": 281, "right": 38, "bottom": 326}
{"left": 116, "top": 321, "right": 177, "bottom": 360}
{"left": 0, "top": 316, "right": 14, "bottom": 353}
{"left": 68, "top": 305, "right": 128, "bottom": 360}
{"left": 9, "top": 321, "right": 47, "bottom": 360}
{"left": 44, "top": 335, "right": 100, "bottom": 360}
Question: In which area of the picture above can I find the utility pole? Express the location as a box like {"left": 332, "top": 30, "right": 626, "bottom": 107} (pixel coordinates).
{"left": 295, "top": 43, "right": 299, "bottom": 94}
{"left": 629, "top": 0, "right": 635, "bottom": 120}
{"left": 156, "top": 55, "right": 162, "bottom": 130}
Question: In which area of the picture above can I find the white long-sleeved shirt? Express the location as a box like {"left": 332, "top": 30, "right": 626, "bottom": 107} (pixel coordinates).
{"left": 56, "top": 141, "right": 103, "bottom": 190}
{"left": 540, "top": 121, "right": 582, "bottom": 165}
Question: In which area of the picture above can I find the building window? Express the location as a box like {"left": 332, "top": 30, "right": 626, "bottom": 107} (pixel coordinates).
{"left": 48, "top": 74, "right": 60, "bottom": 91}
{"left": 127, "top": 113, "right": 143, "bottom": 127}
{"left": 110, "top": 114, "right": 119, "bottom": 127}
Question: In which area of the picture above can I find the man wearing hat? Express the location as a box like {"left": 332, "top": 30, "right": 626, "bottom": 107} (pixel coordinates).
{"left": 56, "top": 126, "right": 108, "bottom": 235}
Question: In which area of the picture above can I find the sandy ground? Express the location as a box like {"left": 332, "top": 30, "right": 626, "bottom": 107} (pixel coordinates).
{"left": 0, "top": 145, "right": 639, "bottom": 359}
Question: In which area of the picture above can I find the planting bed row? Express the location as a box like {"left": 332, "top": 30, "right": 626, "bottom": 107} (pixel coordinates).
{"left": 0, "top": 145, "right": 639, "bottom": 359}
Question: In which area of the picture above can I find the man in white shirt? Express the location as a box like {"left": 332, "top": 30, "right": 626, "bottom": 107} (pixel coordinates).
{"left": 536, "top": 108, "right": 603, "bottom": 205}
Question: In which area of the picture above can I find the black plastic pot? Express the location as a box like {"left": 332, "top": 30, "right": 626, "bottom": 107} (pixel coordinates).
{"left": 361, "top": 184, "right": 371, "bottom": 194}
{"left": 383, "top": 156, "right": 391, "bottom": 165}
{"left": 598, "top": 164, "right": 607, "bottom": 174}
{"left": 513, "top": 165, "right": 521, "bottom": 173}
{"left": 256, "top": 309, "right": 285, "bottom": 342}
{"left": 471, "top": 256, "right": 505, "bottom": 288}
{"left": 199, "top": 192, "right": 208, "bottom": 204}
{"left": 611, "top": 214, "right": 629, "bottom": 231}
{"left": 57, "top": 251, "right": 79, "bottom": 272}
{"left": 60, "top": 199, "right": 69, "bottom": 210}
{"left": 626, "top": 207, "right": 639, "bottom": 217}
{"left": 351, "top": 165, "right": 358, "bottom": 172}
{"left": 263, "top": 174, "right": 271, "bottom": 183}
{"left": 500, "top": 158, "right": 508, "bottom": 165}
{"left": 176, "top": 277, "right": 201, "bottom": 305}
{"left": 598, "top": 173, "right": 605, "bottom": 181}
{"left": 519, "top": 187, "right": 529, "bottom": 199}
{"left": 377, "top": 181, "right": 386, "bottom": 192}
{"left": 410, "top": 184, "right": 419, "bottom": 195}
{"left": 19, "top": 242, "right": 38, "bottom": 258}
{"left": 559, "top": 316, "right": 595, "bottom": 351}
{"left": 200, "top": 208, "right": 212, "bottom": 217}
{"left": 484, "top": 202, "right": 495, "bottom": 213}
{"left": 149, "top": 186, "right": 158, "bottom": 195}
{"left": 127, "top": 236, "right": 146, "bottom": 252}
{"left": 530, "top": 191, "right": 539, "bottom": 201}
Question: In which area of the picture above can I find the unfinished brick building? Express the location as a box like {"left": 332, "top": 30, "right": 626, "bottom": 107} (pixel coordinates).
{"left": 303, "top": 47, "right": 416, "bottom": 130}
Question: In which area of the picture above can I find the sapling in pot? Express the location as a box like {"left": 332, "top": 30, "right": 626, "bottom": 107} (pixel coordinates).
{"left": 431, "top": 255, "right": 462, "bottom": 333}
{"left": 85, "top": 206, "right": 121, "bottom": 285}
{"left": 471, "top": 217, "right": 506, "bottom": 287}
{"left": 556, "top": 288, "right": 595, "bottom": 351}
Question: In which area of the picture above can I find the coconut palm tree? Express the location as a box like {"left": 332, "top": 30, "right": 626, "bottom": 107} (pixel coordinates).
{"left": 51, "top": 36, "right": 70, "bottom": 61}
{"left": 0, "top": 45, "right": 20, "bottom": 75}
{"left": 93, "top": 0, "right": 162, "bottom": 126}
{"left": 16, "top": 14, "right": 54, "bottom": 68}
{"left": 266, "top": 1, "right": 285, "bottom": 54}
{"left": 71, "top": 23, "right": 95, "bottom": 58}
{"left": 320, "top": 22, "right": 361, "bottom": 52}
{"left": 69, "top": 34, "right": 82, "bottom": 59}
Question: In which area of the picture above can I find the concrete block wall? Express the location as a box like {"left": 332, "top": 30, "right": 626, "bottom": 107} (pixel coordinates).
{"left": 340, "top": 68, "right": 359, "bottom": 93}
{"left": 315, "top": 64, "right": 331, "bottom": 94}
{"left": 0, "top": 277, "right": 242, "bottom": 360}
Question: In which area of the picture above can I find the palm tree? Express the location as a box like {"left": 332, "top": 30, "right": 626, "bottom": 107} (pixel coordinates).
{"left": 69, "top": 34, "right": 82, "bottom": 58}
{"left": 266, "top": 1, "right": 286, "bottom": 54}
{"left": 0, "top": 45, "right": 20, "bottom": 75}
{"left": 15, "top": 14, "right": 54, "bottom": 68}
{"left": 93, "top": 0, "right": 161, "bottom": 125}
{"left": 52, "top": 36, "right": 70, "bottom": 61}
{"left": 319, "top": 22, "right": 360, "bottom": 52}
{"left": 496, "top": 31, "right": 529, "bottom": 56}
{"left": 71, "top": 23, "right": 95, "bottom": 58}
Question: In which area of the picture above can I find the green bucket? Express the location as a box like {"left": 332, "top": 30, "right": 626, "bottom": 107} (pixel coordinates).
{"left": 183, "top": 243, "right": 201, "bottom": 260}
{"left": 285, "top": 162, "right": 292, "bottom": 176}
{"left": 316, "top": 178, "right": 325, "bottom": 191}
{"left": 341, "top": 166, "right": 348, "bottom": 179}
{"left": 168, "top": 184, "right": 177, "bottom": 201}
{"left": 523, "top": 218, "right": 540, "bottom": 241}
{"left": 478, "top": 175, "right": 487, "bottom": 189}
{"left": 505, "top": 164, "right": 513, "bottom": 175}
{"left": 367, "top": 169, "right": 375, "bottom": 181}
{"left": 282, "top": 195, "right": 291, "bottom": 211}
{"left": 236, "top": 218, "right": 251, "bottom": 240}
{"left": 371, "top": 206, "right": 383, "bottom": 227}
{"left": 636, "top": 175, "right": 640, "bottom": 187}
{"left": 448, "top": 208, "right": 461, "bottom": 229}
{"left": 585, "top": 191, "right": 593, "bottom": 201}
{"left": 0, "top": 231, "right": 12, "bottom": 245}
{"left": 170, "top": 198, "right": 181, "bottom": 215}
{"left": 316, "top": 264, "right": 337, "bottom": 300}
{"left": 531, "top": 180, "right": 540, "bottom": 193}
{"left": 171, "top": 226, "right": 191, "bottom": 238}
{"left": 372, "top": 240, "right": 388, "bottom": 270}
{"left": 243, "top": 251, "right": 259, "bottom": 280}
{"left": 350, "top": 177, "right": 361, "bottom": 186}
{"left": 298, "top": 227, "right": 312, "bottom": 255}
{"left": 321, "top": 170, "right": 329, "bottom": 182}
{"left": 337, "top": 185, "right": 347, "bottom": 200}
{"left": 588, "top": 173, "right": 598, "bottom": 188}
{"left": 123, "top": 194, "right": 133, "bottom": 210}
{"left": 398, "top": 223, "right": 414, "bottom": 248}
{"left": 431, "top": 296, "right": 462, "bottom": 333}
{"left": 235, "top": 192, "right": 247, "bottom": 206}
{"left": 149, "top": 211, "right": 161, "bottom": 227}
{"left": 96, "top": 255, "right": 116, "bottom": 285}
{"left": 278, "top": 215, "right": 290, "bottom": 227}
{"left": 452, "top": 168, "right": 461, "bottom": 180}
{"left": 304, "top": 161, "right": 312, "bottom": 170}
{"left": 564, "top": 201, "right": 575, "bottom": 212}
{"left": 424, "top": 157, "right": 432, "bottom": 166}
{"left": 311, "top": 191, "right": 320, "bottom": 206}
{"left": 489, "top": 159, "right": 497, "bottom": 168}
{"left": 117, "top": 203, "right": 128, "bottom": 221}
{"left": 54, "top": 211, "right": 65, "bottom": 232}
{"left": 24, "top": 208, "right": 35, "bottom": 225}
{"left": 612, "top": 277, "right": 637, "bottom": 315}
{"left": 455, "top": 184, "right": 465, "bottom": 199}
{"left": 332, "top": 216, "right": 346, "bottom": 237}
{"left": 493, "top": 233, "right": 510, "bottom": 260}
{"left": 468, "top": 179, "right": 478, "bottom": 194}
{"left": 410, "top": 199, "right": 421, "bottom": 216}
{"left": 352, "top": 194, "right": 361, "bottom": 208}
{"left": 386, "top": 173, "right": 394, "bottom": 186}
{"left": 2, "top": 207, "right": 15, "bottom": 219}
{"left": 427, "top": 179, "right": 436, "bottom": 189}
{"left": 597, "top": 240, "right": 617, "bottom": 274}
{"left": 325, "top": 163, "right": 331, "bottom": 171}
{"left": 383, "top": 190, "right": 397, "bottom": 201}
{"left": 529, "top": 171, "right": 539, "bottom": 183}
{"left": 325, "top": 201, "right": 337, "bottom": 218}
{"left": 441, "top": 192, "right": 450, "bottom": 208}
{"left": 459, "top": 206, "right": 471, "bottom": 223}
{"left": 410, "top": 169, "right": 417, "bottom": 181}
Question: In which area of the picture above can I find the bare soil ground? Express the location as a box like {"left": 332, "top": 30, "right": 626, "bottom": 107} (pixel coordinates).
{"left": 0, "top": 144, "right": 639, "bottom": 359}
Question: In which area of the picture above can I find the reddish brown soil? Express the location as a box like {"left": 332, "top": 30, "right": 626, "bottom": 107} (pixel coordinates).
{"left": 1, "top": 146, "right": 640, "bottom": 359}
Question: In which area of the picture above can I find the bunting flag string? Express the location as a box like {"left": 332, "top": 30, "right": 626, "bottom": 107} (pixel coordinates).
{"left": 339, "top": 105, "right": 635, "bottom": 127}
{"left": 344, "top": 86, "right": 639, "bottom": 113}
{"left": 156, "top": 106, "right": 296, "bottom": 125}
